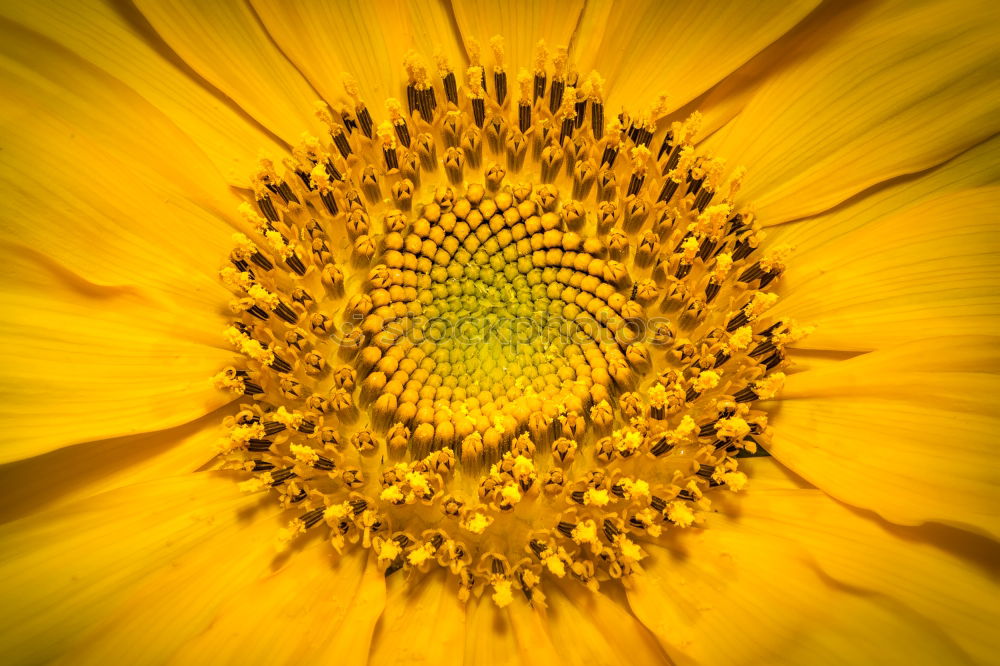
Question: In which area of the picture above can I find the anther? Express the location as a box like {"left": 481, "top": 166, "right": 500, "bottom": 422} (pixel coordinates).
{"left": 549, "top": 80, "right": 564, "bottom": 115}
{"left": 340, "top": 109, "right": 358, "bottom": 134}
{"left": 256, "top": 195, "right": 280, "bottom": 223}
{"left": 657, "top": 130, "right": 674, "bottom": 160}
{"left": 270, "top": 467, "right": 297, "bottom": 486}
{"left": 694, "top": 188, "right": 714, "bottom": 212}
{"left": 356, "top": 106, "right": 374, "bottom": 139}
{"left": 262, "top": 421, "right": 286, "bottom": 437}
{"left": 600, "top": 145, "right": 618, "bottom": 168}
{"left": 626, "top": 173, "right": 644, "bottom": 197}
{"left": 492, "top": 46, "right": 508, "bottom": 105}
{"left": 472, "top": 99, "right": 486, "bottom": 128}
{"left": 443, "top": 71, "right": 458, "bottom": 105}
{"left": 247, "top": 438, "right": 271, "bottom": 452}
{"left": 603, "top": 519, "right": 621, "bottom": 541}
{"left": 657, "top": 178, "right": 679, "bottom": 204}
{"left": 301, "top": 508, "right": 326, "bottom": 529}
{"left": 331, "top": 126, "right": 352, "bottom": 157}
{"left": 574, "top": 96, "right": 587, "bottom": 130}
{"left": 633, "top": 127, "right": 653, "bottom": 147}
{"left": 285, "top": 253, "right": 306, "bottom": 276}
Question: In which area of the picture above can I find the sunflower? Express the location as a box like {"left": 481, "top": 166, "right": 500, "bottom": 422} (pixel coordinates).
{"left": 1, "top": 0, "right": 998, "bottom": 664}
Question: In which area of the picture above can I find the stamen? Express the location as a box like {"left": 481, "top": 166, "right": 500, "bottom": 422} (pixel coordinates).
{"left": 533, "top": 40, "right": 548, "bottom": 102}
{"left": 548, "top": 46, "right": 568, "bottom": 114}
{"left": 490, "top": 36, "right": 507, "bottom": 105}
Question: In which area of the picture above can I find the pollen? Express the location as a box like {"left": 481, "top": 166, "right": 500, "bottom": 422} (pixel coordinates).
{"left": 491, "top": 580, "right": 514, "bottom": 608}
{"left": 462, "top": 511, "right": 493, "bottom": 535}
{"left": 666, "top": 501, "right": 696, "bottom": 528}
{"left": 214, "top": 36, "right": 801, "bottom": 606}
{"left": 583, "top": 488, "right": 610, "bottom": 506}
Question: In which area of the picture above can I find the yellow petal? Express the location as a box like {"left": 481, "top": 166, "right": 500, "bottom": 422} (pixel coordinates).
{"left": 768, "top": 133, "right": 999, "bottom": 239}
{"left": 166, "top": 548, "right": 384, "bottom": 665}
{"left": 0, "top": 472, "right": 272, "bottom": 664}
{"left": 785, "top": 348, "right": 864, "bottom": 374}
{"left": 0, "top": 250, "right": 233, "bottom": 463}
{"left": 769, "top": 336, "right": 1000, "bottom": 538}
{"left": 133, "top": 0, "right": 326, "bottom": 145}
{"left": 369, "top": 572, "right": 466, "bottom": 665}
{"left": 463, "top": 597, "right": 521, "bottom": 666}
{"left": 0, "top": 0, "right": 285, "bottom": 184}
{"left": 0, "top": 414, "right": 221, "bottom": 525}
{"left": 251, "top": 0, "right": 466, "bottom": 107}
{"left": 504, "top": 601, "right": 563, "bottom": 665}
{"left": 728, "top": 458, "right": 1000, "bottom": 665}
{"left": 571, "top": 0, "right": 819, "bottom": 113}
{"left": 696, "top": 2, "right": 881, "bottom": 140}
{"left": 546, "top": 583, "right": 669, "bottom": 665}
{"left": 0, "top": 26, "right": 241, "bottom": 296}
{"left": 763, "top": 136, "right": 996, "bottom": 356}
{"left": 771, "top": 187, "right": 1000, "bottom": 351}
{"left": 463, "top": 590, "right": 655, "bottom": 666}
{"left": 449, "top": 0, "right": 583, "bottom": 74}
{"left": 626, "top": 458, "right": 987, "bottom": 665}
{"left": 708, "top": 0, "right": 1000, "bottom": 223}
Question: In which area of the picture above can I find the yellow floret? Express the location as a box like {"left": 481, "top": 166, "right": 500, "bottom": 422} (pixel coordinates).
{"left": 377, "top": 539, "right": 402, "bottom": 563}
{"left": 584, "top": 488, "right": 610, "bottom": 507}
{"left": 667, "top": 501, "right": 695, "bottom": 528}
{"left": 621, "top": 478, "right": 651, "bottom": 498}
{"left": 221, "top": 422, "right": 264, "bottom": 452}
{"left": 694, "top": 370, "right": 720, "bottom": 392}
{"left": 500, "top": 483, "right": 523, "bottom": 505}
{"left": 713, "top": 252, "right": 734, "bottom": 279}
{"left": 264, "top": 230, "right": 292, "bottom": 259}
{"left": 290, "top": 443, "right": 319, "bottom": 465}
{"left": 407, "top": 543, "right": 435, "bottom": 566}
{"left": 745, "top": 291, "right": 779, "bottom": 317}
{"left": 716, "top": 416, "right": 751, "bottom": 440}
{"left": 723, "top": 471, "right": 748, "bottom": 492}
{"left": 310, "top": 163, "right": 332, "bottom": 191}
{"left": 463, "top": 512, "right": 492, "bottom": 534}
{"left": 491, "top": 580, "right": 514, "bottom": 608}
{"left": 616, "top": 536, "right": 645, "bottom": 564}
{"left": 224, "top": 326, "right": 275, "bottom": 365}
{"left": 729, "top": 325, "right": 754, "bottom": 351}
{"left": 276, "top": 519, "right": 305, "bottom": 552}
{"left": 238, "top": 476, "right": 269, "bottom": 493}
{"left": 273, "top": 406, "right": 303, "bottom": 429}
{"left": 405, "top": 471, "right": 431, "bottom": 497}
{"left": 681, "top": 235, "right": 700, "bottom": 260}
{"left": 380, "top": 485, "right": 405, "bottom": 503}
{"left": 543, "top": 553, "right": 566, "bottom": 577}
{"left": 648, "top": 383, "right": 668, "bottom": 408}
{"left": 323, "top": 502, "right": 351, "bottom": 521}
{"left": 675, "top": 415, "right": 699, "bottom": 439}
{"left": 571, "top": 519, "right": 599, "bottom": 545}
{"left": 512, "top": 455, "right": 535, "bottom": 481}
{"left": 754, "top": 372, "right": 786, "bottom": 400}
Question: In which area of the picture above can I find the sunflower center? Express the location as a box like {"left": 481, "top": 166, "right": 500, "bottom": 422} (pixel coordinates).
{"left": 354, "top": 186, "right": 633, "bottom": 462}
{"left": 213, "top": 36, "right": 803, "bottom": 607}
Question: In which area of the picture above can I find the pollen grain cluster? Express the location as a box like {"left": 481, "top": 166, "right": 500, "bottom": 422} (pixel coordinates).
{"left": 214, "top": 37, "right": 802, "bottom": 606}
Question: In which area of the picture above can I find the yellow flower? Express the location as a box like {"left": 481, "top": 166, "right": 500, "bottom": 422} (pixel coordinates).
{"left": 1, "top": 1, "right": 999, "bottom": 665}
